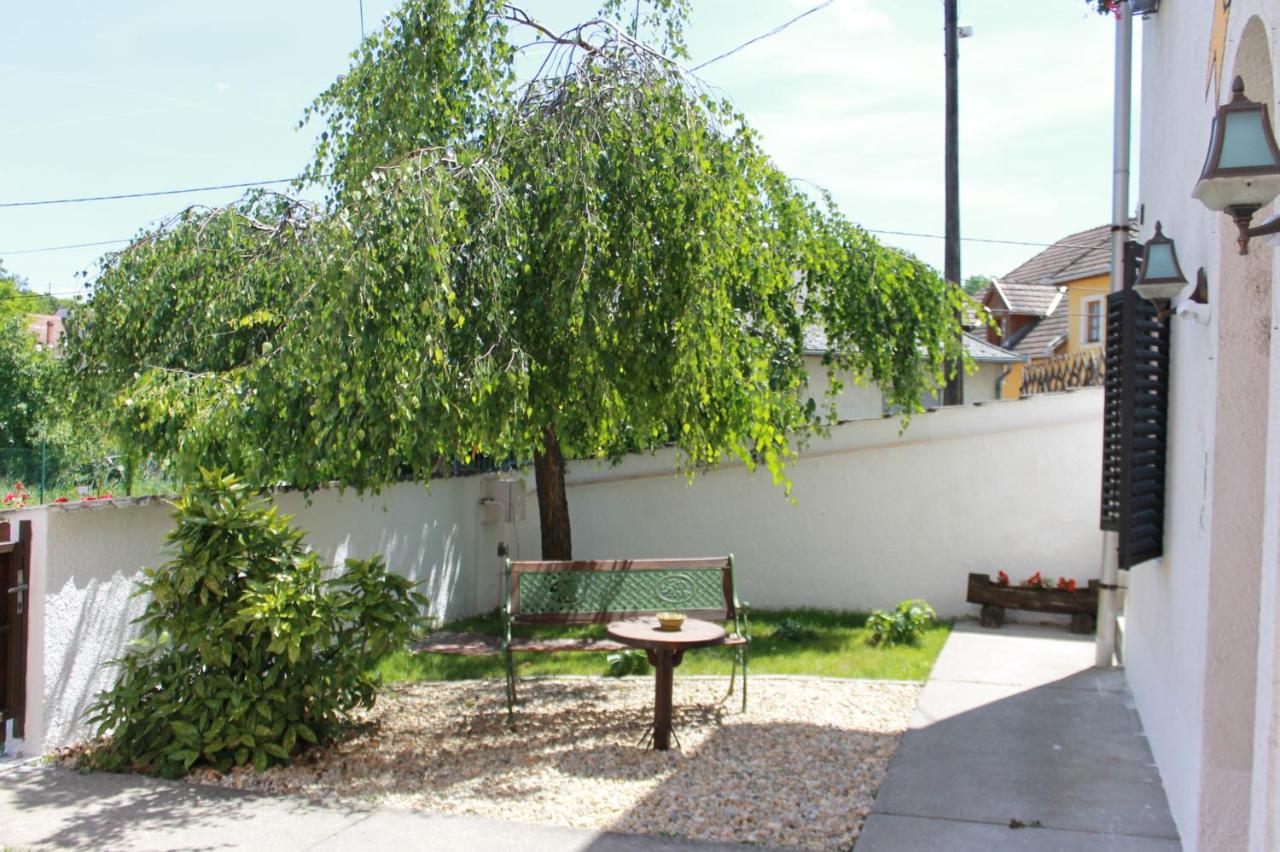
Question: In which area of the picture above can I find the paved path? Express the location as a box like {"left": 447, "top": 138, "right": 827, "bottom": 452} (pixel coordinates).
{"left": 858, "top": 622, "right": 1181, "bottom": 851}
{"left": 0, "top": 760, "right": 766, "bottom": 852}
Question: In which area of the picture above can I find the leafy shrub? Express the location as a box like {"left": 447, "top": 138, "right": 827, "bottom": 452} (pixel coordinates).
{"left": 773, "top": 617, "right": 816, "bottom": 643}
{"left": 83, "top": 469, "right": 427, "bottom": 778}
{"left": 866, "top": 599, "right": 936, "bottom": 647}
{"left": 605, "top": 649, "right": 651, "bottom": 677}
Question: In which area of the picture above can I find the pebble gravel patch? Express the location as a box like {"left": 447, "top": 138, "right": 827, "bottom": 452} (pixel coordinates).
{"left": 185, "top": 677, "right": 920, "bottom": 850}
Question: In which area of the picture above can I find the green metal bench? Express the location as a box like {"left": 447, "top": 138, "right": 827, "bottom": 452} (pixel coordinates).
{"left": 416, "top": 555, "right": 750, "bottom": 723}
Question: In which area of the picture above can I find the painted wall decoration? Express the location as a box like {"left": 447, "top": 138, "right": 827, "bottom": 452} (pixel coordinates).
{"left": 1207, "top": 0, "right": 1232, "bottom": 101}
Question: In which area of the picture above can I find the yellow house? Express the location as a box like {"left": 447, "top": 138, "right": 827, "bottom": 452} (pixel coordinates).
{"left": 974, "top": 225, "right": 1111, "bottom": 398}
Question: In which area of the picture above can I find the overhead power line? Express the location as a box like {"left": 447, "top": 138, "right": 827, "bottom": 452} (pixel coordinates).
{"left": 864, "top": 229, "right": 1103, "bottom": 251}
{"left": 692, "top": 0, "right": 836, "bottom": 72}
{"left": 0, "top": 177, "right": 301, "bottom": 209}
{"left": 1, "top": 238, "right": 131, "bottom": 256}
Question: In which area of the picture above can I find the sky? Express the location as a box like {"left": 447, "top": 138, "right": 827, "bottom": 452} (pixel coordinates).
{"left": 0, "top": 1, "right": 1131, "bottom": 300}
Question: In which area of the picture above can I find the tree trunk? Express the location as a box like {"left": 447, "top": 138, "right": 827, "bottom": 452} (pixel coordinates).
{"left": 533, "top": 426, "right": 572, "bottom": 560}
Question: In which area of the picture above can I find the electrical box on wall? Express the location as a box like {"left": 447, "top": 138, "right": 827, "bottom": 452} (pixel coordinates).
{"left": 480, "top": 477, "right": 526, "bottom": 524}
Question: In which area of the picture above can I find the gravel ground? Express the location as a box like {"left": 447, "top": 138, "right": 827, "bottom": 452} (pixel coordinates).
{"left": 185, "top": 677, "right": 920, "bottom": 850}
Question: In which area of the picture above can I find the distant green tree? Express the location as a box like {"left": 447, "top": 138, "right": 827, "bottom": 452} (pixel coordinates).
{"left": 963, "top": 275, "right": 994, "bottom": 297}
{"left": 0, "top": 274, "right": 53, "bottom": 451}
{"left": 0, "top": 261, "right": 74, "bottom": 316}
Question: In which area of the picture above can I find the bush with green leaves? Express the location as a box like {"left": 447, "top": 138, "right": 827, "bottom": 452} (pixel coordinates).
{"left": 866, "top": 599, "right": 936, "bottom": 647}
{"left": 773, "top": 617, "right": 817, "bottom": 643}
{"left": 605, "top": 649, "right": 651, "bottom": 678}
{"left": 84, "top": 469, "right": 427, "bottom": 778}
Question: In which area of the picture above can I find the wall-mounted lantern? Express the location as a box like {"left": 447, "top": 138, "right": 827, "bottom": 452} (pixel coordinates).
{"left": 1133, "top": 222, "right": 1188, "bottom": 314}
{"left": 1192, "top": 77, "right": 1280, "bottom": 254}
{"left": 1131, "top": 0, "right": 1160, "bottom": 16}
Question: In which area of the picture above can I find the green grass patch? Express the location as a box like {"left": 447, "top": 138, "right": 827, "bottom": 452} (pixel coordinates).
{"left": 376, "top": 608, "right": 951, "bottom": 684}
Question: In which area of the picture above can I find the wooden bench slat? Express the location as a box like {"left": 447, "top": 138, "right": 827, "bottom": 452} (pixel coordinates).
{"left": 509, "top": 637, "right": 628, "bottom": 653}
{"left": 509, "top": 558, "right": 731, "bottom": 572}
{"left": 512, "top": 608, "right": 732, "bottom": 625}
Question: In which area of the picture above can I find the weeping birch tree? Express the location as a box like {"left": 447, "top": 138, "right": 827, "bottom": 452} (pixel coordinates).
{"left": 66, "top": 0, "right": 966, "bottom": 559}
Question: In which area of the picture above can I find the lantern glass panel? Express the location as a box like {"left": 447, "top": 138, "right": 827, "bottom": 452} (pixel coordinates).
{"left": 1220, "top": 111, "right": 1280, "bottom": 169}
{"left": 1143, "top": 242, "right": 1180, "bottom": 280}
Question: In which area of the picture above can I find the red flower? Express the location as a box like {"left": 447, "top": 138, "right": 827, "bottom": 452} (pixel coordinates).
{"left": 100, "top": 492, "right": 112, "bottom": 499}
{"left": 83, "top": 496, "right": 96, "bottom": 502}
{"left": 996, "top": 570, "right": 1010, "bottom": 587}
{"left": 13, "top": 481, "right": 23, "bottom": 489}
{"left": 3, "top": 493, "right": 14, "bottom": 503}
{"left": 1067, "top": 579, "right": 1077, "bottom": 592}
{"left": 53, "top": 497, "right": 68, "bottom": 504}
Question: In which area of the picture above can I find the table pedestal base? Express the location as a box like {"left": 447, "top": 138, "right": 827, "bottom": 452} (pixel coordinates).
{"left": 644, "top": 648, "right": 685, "bottom": 751}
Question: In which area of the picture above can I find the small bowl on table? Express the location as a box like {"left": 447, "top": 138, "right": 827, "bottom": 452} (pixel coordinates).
{"left": 656, "top": 612, "right": 686, "bottom": 632}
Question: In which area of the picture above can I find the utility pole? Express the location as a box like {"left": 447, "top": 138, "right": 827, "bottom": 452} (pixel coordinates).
{"left": 942, "top": 0, "right": 965, "bottom": 406}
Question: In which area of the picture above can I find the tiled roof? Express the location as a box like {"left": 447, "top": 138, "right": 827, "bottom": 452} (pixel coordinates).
{"left": 1001, "top": 224, "right": 1112, "bottom": 286}
{"left": 804, "top": 325, "right": 1022, "bottom": 364}
{"left": 962, "top": 332, "right": 1025, "bottom": 364}
{"left": 990, "top": 225, "right": 1111, "bottom": 316}
{"left": 991, "top": 281, "right": 1065, "bottom": 317}
{"left": 1010, "top": 310, "right": 1070, "bottom": 358}
{"left": 961, "top": 293, "right": 986, "bottom": 330}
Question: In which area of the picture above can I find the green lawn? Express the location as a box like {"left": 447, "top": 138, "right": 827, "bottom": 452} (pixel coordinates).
{"left": 376, "top": 608, "right": 951, "bottom": 683}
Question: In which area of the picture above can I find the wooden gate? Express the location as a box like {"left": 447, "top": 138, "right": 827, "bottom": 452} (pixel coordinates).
{"left": 0, "top": 520, "right": 31, "bottom": 749}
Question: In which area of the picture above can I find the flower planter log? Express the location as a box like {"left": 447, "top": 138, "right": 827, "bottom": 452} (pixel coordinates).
{"left": 965, "top": 573, "right": 1099, "bottom": 634}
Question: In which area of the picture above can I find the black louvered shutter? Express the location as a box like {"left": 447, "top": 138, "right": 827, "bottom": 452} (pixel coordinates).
{"left": 1099, "top": 241, "right": 1171, "bottom": 568}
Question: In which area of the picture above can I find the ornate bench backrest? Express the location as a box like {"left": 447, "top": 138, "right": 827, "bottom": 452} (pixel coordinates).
{"left": 505, "top": 557, "right": 738, "bottom": 626}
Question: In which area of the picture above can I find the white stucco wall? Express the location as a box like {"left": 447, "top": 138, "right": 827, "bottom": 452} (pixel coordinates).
{"left": 505, "top": 391, "right": 1104, "bottom": 621}
{"left": 6, "top": 391, "right": 1104, "bottom": 756}
{"left": 801, "top": 357, "right": 886, "bottom": 422}
{"left": 271, "top": 479, "right": 486, "bottom": 625}
{"left": 1125, "top": 3, "right": 1280, "bottom": 850}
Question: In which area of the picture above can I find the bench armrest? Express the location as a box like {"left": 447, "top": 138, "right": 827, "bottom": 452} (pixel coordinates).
{"left": 734, "top": 599, "right": 751, "bottom": 641}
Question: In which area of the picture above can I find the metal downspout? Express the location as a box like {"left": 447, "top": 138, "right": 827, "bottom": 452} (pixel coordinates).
{"left": 1097, "top": 1, "right": 1133, "bottom": 668}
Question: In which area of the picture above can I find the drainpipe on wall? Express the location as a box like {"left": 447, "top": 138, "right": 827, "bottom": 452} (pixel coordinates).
{"left": 1096, "top": 0, "right": 1133, "bottom": 668}
{"left": 995, "top": 365, "right": 1012, "bottom": 399}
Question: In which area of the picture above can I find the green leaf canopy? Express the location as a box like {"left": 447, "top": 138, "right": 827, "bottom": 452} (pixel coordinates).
{"left": 66, "top": 0, "right": 966, "bottom": 495}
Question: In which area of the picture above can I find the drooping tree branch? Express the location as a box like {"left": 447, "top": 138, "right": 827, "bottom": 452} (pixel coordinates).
{"left": 68, "top": 0, "right": 967, "bottom": 559}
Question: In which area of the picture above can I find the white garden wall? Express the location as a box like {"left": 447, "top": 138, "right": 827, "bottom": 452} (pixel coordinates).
{"left": 5, "top": 389, "right": 1103, "bottom": 755}
{"left": 512, "top": 389, "right": 1103, "bottom": 618}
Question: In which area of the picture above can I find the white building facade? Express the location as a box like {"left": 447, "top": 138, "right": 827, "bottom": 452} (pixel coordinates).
{"left": 1123, "top": 3, "right": 1280, "bottom": 850}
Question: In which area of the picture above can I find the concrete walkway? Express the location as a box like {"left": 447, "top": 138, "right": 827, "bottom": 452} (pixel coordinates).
{"left": 0, "top": 760, "right": 768, "bottom": 852}
{"left": 858, "top": 622, "right": 1181, "bottom": 851}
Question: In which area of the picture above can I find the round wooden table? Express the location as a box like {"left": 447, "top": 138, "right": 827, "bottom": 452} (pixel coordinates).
{"left": 606, "top": 617, "right": 726, "bottom": 750}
